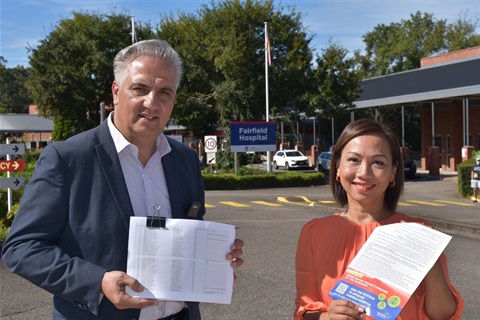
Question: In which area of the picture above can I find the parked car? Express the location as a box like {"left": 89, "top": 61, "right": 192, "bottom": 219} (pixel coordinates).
{"left": 273, "top": 150, "right": 310, "bottom": 170}
{"left": 316, "top": 151, "right": 332, "bottom": 172}
{"left": 403, "top": 156, "right": 417, "bottom": 179}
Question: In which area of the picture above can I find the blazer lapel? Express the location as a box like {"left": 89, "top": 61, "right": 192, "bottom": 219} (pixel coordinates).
{"left": 95, "top": 122, "right": 134, "bottom": 229}
{"left": 162, "top": 149, "right": 184, "bottom": 218}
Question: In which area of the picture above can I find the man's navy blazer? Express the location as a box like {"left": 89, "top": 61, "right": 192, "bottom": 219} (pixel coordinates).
{"left": 2, "top": 121, "right": 205, "bottom": 319}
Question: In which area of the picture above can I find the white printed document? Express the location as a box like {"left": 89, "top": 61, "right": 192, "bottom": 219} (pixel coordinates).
{"left": 329, "top": 222, "right": 452, "bottom": 320}
{"left": 126, "top": 217, "right": 235, "bottom": 304}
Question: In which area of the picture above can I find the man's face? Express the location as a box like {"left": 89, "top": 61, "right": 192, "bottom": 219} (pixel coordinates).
{"left": 112, "top": 56, "right": 177, "bottom": 146}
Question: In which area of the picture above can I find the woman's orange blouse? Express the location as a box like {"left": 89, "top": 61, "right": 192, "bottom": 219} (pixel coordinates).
{"left": 294, "top": 212, "right": 464, "bottom": 320}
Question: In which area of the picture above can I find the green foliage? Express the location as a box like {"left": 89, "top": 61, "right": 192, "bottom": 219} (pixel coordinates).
{"left": 309, "top": 40, "right": 361, "bottom": 119}
{"left": 445, "top": 12, "right": 480, "bottom": 51}
{"left": 358, "top": 11, "right": 480, "bottom": 77}
{"left": 0, "top": 149, "right": 40, "bottom": 229}
{"left": 202, "top": 170, "right": 325, "bottom": 190}
{"left": 157, "top": 0, "right": 314, "bottom": 135}
{"left": 26, "top": 11, "right": 155, "bottom": 139}
{"left": 0, "top": 58, "right": 31, "bottom": 113}
{"left": 53, "top": 116, "right": 77, "bottom": 141}
{"left": 472, "top": 150, "right": 480, "bottom": 160}
{"left": 0, "top": 224, "right": 8, "bottom": 242}
{"left": 457, "top": 158, "right": 477, "bottom": 198}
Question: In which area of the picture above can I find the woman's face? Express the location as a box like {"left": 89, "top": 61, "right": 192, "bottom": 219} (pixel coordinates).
{"left": 337, "top": 134, "right": 397, "bottom": 208}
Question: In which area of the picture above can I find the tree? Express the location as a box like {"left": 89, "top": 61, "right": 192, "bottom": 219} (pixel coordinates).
{"left": 157, "top": 0, "right": 314, "bottom": 135}
{"left": 445, "top": 12, "right": 480, "bottom": 51}
{"left": 26, "top": 11, "right": 155, "bottom": 139}
{"left": 0, "top": 57, "right": 31, "bottom": 114}
{"left": 358, "top": 11, "right": 480, "bottom": 77}
{"left": 309, "top": 41, "right": 360, "bottom": 118}
{"left": 307, "top": 41, "right": 361, "bottom": 142}
{"left": 360, "top": 12, "right": 445, "bottom": 77}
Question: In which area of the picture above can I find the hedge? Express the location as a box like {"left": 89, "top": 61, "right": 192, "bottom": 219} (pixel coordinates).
{"left": 457, "top": 153, "right": 480, "bottom": 198}
{"left": 202, "top": 171, "right": 326, "bottom": 190}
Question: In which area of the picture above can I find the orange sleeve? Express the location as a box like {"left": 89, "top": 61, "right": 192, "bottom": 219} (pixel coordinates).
{"left": 294, "top": 220, "right": 327, "bottom": 320}
{"left": 440, "top": 253, "right": 464, "bottom": 320}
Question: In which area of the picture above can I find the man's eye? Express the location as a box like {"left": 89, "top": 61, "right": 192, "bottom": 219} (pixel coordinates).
{"left": 159, "top": 89, "right": 172, "bottom": 96}
{"left": 132, "top": 87, "right": 147, "bottom": 94}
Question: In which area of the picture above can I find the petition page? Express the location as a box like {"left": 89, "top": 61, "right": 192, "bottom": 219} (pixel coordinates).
{"left": 126, "top": 217, "right": 235, "bottom": 304}
{"left": 329, "top": 222, "right": 451, "bottom": 320}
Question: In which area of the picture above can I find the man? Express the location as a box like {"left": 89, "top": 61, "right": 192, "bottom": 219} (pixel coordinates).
{"left": 2, "top": 39, "right": 243, "bottom": 320}
{"left": 472, "top": 157, "right": 480, "bottom": 203}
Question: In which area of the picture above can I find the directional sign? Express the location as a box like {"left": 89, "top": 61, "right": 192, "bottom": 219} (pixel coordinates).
{"left": 204, "top": 136, "right": 218, "bottom": 153}
{"left": 206, "top": 152, "right": 216, "bottom": 164}
{"left": 0, "top": 160, "right": 25, "bottom": 172}
{"left": 0, "top": 143, "right": 25, "bottom": 155}
{"left": 0, "top": 177, "right": 26, "bottom": 189}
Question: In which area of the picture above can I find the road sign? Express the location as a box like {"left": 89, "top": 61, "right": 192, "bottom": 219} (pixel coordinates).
{"left": 0, "top": 177, "right": 26, "bottom": 189}
{"left": 0, "top": 160, "right": 25, "bottom": 172}
{"left": 230, "top": 122, "right": 276, "bottom": 152}
{"left": 204, "top": 136, "right": 218, "bottom": 153}
{"left": 0, "top": 143, "right": 25, "bottom": 155}
{"left": 206, "top": 152, "right": 216, "bottom": 164}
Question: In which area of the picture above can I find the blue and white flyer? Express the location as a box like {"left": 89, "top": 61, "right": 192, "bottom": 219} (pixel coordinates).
{"left": 329, "top": 222, "right": 451, "bottom": 320}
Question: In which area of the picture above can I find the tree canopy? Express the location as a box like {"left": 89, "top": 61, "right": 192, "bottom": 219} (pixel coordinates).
{"left": 2, "top": 2, "right": 478, "bottom": 145}
{"left": 0, "top": 57, "right": 31, "bottom": 114}
{"left": 26, "top": 11, "right": 154, "bottom": 139}
{"left": 358, "top": 11, "right": 480, "bottom": 77}
{"left": 157, "top": 0, "right": 314, "bottom": 138}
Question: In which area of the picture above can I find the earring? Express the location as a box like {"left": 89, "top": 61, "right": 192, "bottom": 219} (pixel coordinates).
{"left": 336, "top": 174, "right": 341, "bottom": 182}
{"left": 389, "top": 180, "right": 396, "bottom": 187}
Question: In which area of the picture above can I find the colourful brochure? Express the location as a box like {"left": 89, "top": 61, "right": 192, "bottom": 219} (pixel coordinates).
{"left": 329, "top": 222, "right": 451, "bottom": 319}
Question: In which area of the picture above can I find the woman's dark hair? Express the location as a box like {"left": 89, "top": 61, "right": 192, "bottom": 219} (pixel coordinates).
{"left": 329, "top": 118, "right": 404, "bottom": 212}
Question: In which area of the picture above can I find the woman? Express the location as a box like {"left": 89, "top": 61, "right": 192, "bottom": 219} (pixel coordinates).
{"left": 294, "top": 119, "right": 463, "bottom": 320}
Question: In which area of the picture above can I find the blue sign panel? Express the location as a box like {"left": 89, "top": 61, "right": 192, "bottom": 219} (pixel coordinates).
{"left": 230, "top": 122, "right": 276, "bottom": 152}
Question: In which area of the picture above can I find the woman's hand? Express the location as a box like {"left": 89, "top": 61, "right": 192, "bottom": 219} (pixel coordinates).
{"left": 326, "top": 299, "right": 365, "bottom": 320}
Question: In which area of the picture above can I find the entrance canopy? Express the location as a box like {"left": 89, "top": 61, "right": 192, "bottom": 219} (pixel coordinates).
{"left": 355, "top": 57, "right": 480, "bottom": 108}
{"left": 0, "top": 114, "right": 54, "bottom": 133}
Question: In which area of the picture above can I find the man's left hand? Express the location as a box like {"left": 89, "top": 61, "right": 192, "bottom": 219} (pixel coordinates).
{"left": 227, "top": 238, "right": 244, "bottom": 284}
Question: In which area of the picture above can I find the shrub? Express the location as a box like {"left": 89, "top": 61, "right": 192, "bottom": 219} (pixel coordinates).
{"left": 457, "top": 156, "right": 478, "bottom": 198}
{"left": 202, "top": 171, "right": 325, "bottom": 190}
{"left": 0, "top": 149, "right": 40, "bottom": 234}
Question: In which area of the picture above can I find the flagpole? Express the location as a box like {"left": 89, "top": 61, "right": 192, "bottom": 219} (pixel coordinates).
{"left": 265, "top": 22, "right": 272, "bottom": 173}
{"left": 131, "top": 16, "right": 135, "bottom": 44}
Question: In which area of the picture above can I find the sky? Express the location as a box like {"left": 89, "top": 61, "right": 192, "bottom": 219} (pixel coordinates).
{"left": 1, "top": 0, "right": 479, "bottom": 68}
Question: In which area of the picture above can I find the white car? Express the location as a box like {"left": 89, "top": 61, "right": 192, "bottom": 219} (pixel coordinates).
{"left": 273, "top": 150, "right": 310, "bottom": 170}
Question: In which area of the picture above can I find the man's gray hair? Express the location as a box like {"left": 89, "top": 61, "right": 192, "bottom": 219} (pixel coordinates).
{"left": 113, "top": 39, "right": 183, "bottom": 89}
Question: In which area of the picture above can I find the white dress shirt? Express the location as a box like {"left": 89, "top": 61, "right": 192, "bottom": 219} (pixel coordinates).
{"left": 108, "top": 113, "right": 186, "bottom": 319}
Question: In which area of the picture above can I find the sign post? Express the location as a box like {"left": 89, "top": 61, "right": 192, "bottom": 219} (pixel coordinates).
{"left": 1, "top": 140, "right": 26, "bottom": 212}
{"left": 204, "top": 136, "right": 217, "bottom": 174}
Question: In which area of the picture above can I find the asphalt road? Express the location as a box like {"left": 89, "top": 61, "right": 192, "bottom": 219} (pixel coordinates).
{"left": 1, "top": 177, "right": 479, "bottom": 319}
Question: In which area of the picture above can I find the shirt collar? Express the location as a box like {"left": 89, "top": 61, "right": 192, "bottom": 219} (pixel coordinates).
{"left": 107, "top": 112, "right": 171, "bottom": 158}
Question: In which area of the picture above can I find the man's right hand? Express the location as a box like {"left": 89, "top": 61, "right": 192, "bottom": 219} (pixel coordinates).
{"left": 101, "top": 271, "right": 158, "bottom": 310}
